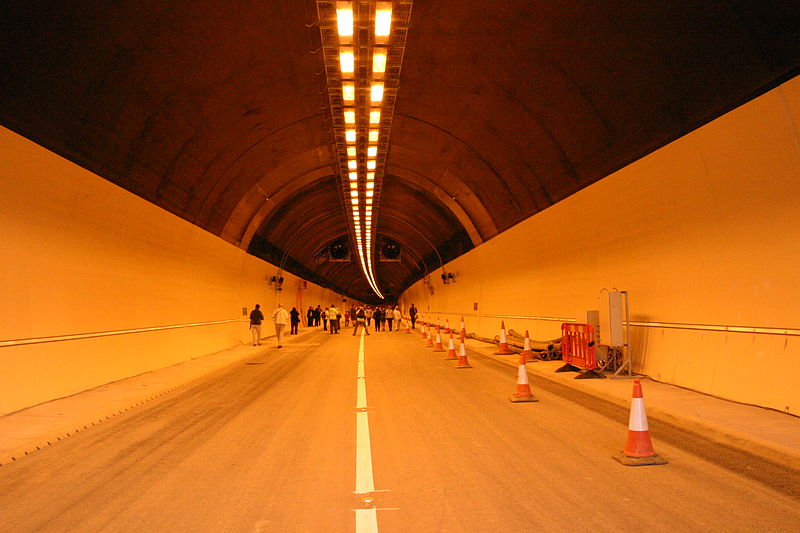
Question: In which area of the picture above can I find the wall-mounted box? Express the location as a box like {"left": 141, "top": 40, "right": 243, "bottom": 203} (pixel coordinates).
{"left": 599, "top": 290, "right": 624, "bottom": 346}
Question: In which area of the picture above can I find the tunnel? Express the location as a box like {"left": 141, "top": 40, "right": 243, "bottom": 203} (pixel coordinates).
{"left": 1, "top": 1, "right": 800, "bottom": 531}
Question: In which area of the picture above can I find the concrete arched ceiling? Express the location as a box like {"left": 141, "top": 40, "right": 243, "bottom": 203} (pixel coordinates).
{"left": 2, "top": 0, "right": 799, "bottom": 303}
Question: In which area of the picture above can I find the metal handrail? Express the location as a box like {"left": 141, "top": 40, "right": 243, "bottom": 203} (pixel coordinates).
{"left": 423, "top": 312, "right": 800, "bottom": 337}
{"left": 0, "top": 318, "right": 247, "bottom": 348}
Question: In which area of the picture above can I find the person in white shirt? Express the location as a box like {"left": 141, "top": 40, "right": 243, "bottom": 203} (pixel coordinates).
{"left": 272, "top": 303, "right": 289, "bottom": 348}
{"left": 393, "top": 306, "right": 402, "bottom": 331}
{"left": 327, "top": 305, "right": 340, "bottom": 334}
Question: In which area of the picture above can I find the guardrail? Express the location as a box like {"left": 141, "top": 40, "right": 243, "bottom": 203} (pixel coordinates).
{"left": 421, "top": 312, "right": 800, "bottom": 337}
{"left": 0, "top": 318, "right": 248, "bottom": 348}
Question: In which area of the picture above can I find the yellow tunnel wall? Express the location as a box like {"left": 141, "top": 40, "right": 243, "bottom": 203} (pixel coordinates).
{"left": 401, "top": 77, "right": 800, "bottom": 415}
{"left": 0, "top": 126, "right": 344, "bottom": 415}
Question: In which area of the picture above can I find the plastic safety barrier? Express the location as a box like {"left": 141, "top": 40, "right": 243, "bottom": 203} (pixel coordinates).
{"left": 560, "top": 323, "right": 597, "bottom": 371}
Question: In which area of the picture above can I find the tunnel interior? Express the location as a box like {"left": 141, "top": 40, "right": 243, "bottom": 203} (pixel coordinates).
{"left": 1, "top": 0, "right": 799, "bottom": 303}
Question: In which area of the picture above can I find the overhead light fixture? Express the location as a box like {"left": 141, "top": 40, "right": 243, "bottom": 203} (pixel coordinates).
{"left": 340, "top": 48, "right": 355, "bottom": 73}
{"left": 336, "top": 3, "right": 354, "bottom": 37}
{"left": 317, "top": 0, "right": 412, "bottom": 300}
{"left": 375, "top": 3, "right": 392, "bottom": 37}
{"left": 371, "top": 83, "right": 384, "bottom": 102}
{"left": 373, "top": 50, "right": 387, "bottom": 73}
{"left": 342, "top": 82, "right": 355, "bottom": 101}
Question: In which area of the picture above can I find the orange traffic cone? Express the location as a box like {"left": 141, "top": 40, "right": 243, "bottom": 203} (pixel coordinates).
{"left": 444, "top": 332, "right": 457, "bottom": 360}
{"left": 420, "top": 322, "right": 428, "bottom": 339}
{"left": 494, "top": 321, "right": 515, "bottom": 355}
{"left": 613, "top": 379, "right": 668, "bottom": 466}
{"left": 460, "top": 316, "right": 466, "bottom": 337}
{"left": 433, "top": 328, "right": 445, "bottom": 352}
{"left": 509, "top": 354, "right": 538, "bottom": 402}
{"left": 404, "top": 318, "right": 412, "bottom": 334}
{"left": 425, "top": 327, "right": 435, "bottom": 347}
{"left": 520, "top": 330, "right": 535, "bottom": 362}
{"left": 455, "top": 334, "right": 472, "bottom": 368}
{"left": 444, "top": 318, "right": 451, "bottom": 334}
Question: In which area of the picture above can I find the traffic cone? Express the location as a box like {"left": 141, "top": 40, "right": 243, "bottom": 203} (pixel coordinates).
{"left": 520, "top": 330, "right": 535, "bottom": 362}
{"left": 433, "top": 328, "right": 445, "bottom": 352}
{"left": 613, "top": 379, "right": 668, "bottom": 466}
{"left": 444, "top": 332, "right": 457, "bottom": 360}
{"left": 425, "top": 327, "right": 435, "bottom": 347}
{"left": 509, "top": 354, "right": 538, "bottom": 402}
{"left": 420, "top": 322, "right": 428, "bottom": 339}
{"left": 404, "top": 318, "right": 412, "bottom": 334}
{"left": 460, "top": 316, "right": 466, "bottom": 337}
{"left": 444, "top": 318, "right": 451, "bottom": 334}
{"left": 455, "top": 333, "right": 472, "bottom": 368}
{"left": 494, "top": 321, "right": 515, "bottom": 355}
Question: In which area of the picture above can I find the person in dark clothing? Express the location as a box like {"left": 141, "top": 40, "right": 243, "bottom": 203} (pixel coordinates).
{"left": 290, "top": 306, "right": 301, "bottom": 335}
{"left": 306, "top": 306, "right": 314, "bottom": 327}
{"left": 249, "top": 304, "right": 265, "bottom": 346}
{"left": 353, "top": 307, "right": 370, "bottom": 336}
{"left": 409, "top": 304, "right": 418, "bottom": 329}
{"left": 313, "top": 305, "right": 322, "bottom": 326}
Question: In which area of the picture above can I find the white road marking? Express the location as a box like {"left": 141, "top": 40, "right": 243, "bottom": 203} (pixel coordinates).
{"left": 355, "top": 509, "right": 379, "bottom": 533}
{"left": 355, "top": 332, "right": 379, "bottom": 533}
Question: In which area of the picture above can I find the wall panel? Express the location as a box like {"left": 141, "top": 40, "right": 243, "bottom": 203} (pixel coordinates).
{"left": 401, "top": 77, "right": 800, "bottom": 414}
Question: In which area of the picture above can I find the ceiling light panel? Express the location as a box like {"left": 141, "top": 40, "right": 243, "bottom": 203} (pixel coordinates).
{"left": 316, "top": 0, "right": 414, "bottom": 299}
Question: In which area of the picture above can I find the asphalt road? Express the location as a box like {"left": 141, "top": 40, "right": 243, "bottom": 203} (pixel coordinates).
{"left": 1, "top": 330, "right": 798, "bottom": 532}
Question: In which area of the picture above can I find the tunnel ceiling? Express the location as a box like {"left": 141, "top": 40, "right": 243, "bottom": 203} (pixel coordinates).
{"left": 2, "top": 1, "right": 799, "bottom": 303}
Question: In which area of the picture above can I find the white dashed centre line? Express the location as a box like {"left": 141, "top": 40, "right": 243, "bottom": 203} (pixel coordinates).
{"left": 354, "top": 332, "right": 379, "bottom": 533}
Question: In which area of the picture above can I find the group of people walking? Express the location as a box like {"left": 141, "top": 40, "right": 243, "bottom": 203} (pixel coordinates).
{"left": 249, "top": 302, "right": 419, "bottom": 346}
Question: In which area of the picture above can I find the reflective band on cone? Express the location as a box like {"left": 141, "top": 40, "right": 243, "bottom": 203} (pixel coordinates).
{"left": 509, "top": 354, "right": 538, "bottom": 402}
{"left": 521, "top": 330, "right": 534, "bottom": 362}
{"left": 613, "top": 379, "right": 668, "bottom": 466}
{"left": 445, "top": 332, "right": 457, "bottom": 360}
{"left": 455, "top": 334, "right": 472, "bottom": 368}
{"left": 494, "top": 320, "right": 515, "bottom": 355}
{"left": 433, "top": 328, "right": 445, "bottom": 352}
